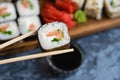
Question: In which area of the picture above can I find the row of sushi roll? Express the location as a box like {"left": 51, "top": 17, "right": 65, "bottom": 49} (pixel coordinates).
{"left": 0, "top": 0, "right": 40, "bottom": 20}
{"left": 0, "top": 0, "right": 41, "bottom": 41}
{"left": 17, "top": 0, "right": 41, "bottom": 36}
{"left": 0, "top": 16, "right": 41, "bottom": 41}
{"left": 74, "top": 0, "right": 120, "bottom": 19}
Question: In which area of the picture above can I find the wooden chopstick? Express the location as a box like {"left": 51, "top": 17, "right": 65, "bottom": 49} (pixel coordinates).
{"left": 0, "top": 30, "right": 37, "bottom": 50}
{"left": 0, "top": 48, "right": 74, "bottom": 65}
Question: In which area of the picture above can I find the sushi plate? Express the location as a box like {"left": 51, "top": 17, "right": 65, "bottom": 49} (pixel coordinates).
{"left": 1, "top": 17, "right": 120, "bottom": 56}
{"left": 0, "top": 0, "right": 120, "bottom": 56}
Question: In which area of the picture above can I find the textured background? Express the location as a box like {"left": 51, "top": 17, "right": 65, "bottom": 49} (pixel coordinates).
{"left": 0, "top": 27, "right": 120, "bottom": 80}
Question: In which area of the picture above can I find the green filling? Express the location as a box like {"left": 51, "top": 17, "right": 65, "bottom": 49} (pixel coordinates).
{"left": 57, "top": 29, "right": 64, "bottom": 38}
{"left": 51, "top": 29, "right": 64, "bottom": 42}
{"left": 62, "top": 31, "right": 64, "bottom": 38}
{"left": 21, "top": 0, "right": 34, "bottom": 9}
{"left": 0, "top": 29, "right": 12, "bottom": 35}
{"left": 52, "top": 38, "right": 60, "bottom": 42}
{"left": 74, "top": 10, "right": 87, "bottom": 24}
{"left": 28, "top": 0, "right": 34, "bottom": 9}
{"left": 111, "top": 0, "right": 116, "bottom": 7}
{"left": 0, "top": 13, "right": 11, "bottom": 18}
{"left": 27, "top": 30, "right": 32, "bottom": 32}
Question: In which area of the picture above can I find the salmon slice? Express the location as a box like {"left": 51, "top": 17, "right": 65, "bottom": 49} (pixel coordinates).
{"left": 0, "top": 7, "right": 8, "bottom": 16}
{"left": 46, "top": 30, "right": 63, "bottom": 39}
{"left": 0, "top": 25, "right": 9, "bottom": 32}
{"left": 29, "top": 23, "right": 35, "bottom": 31}
{"left": 22, "top": 0, "right": 29, "bottom": 8}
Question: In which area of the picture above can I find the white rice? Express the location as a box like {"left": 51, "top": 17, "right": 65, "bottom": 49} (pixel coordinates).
{"left": 0, "top": 21, "right": 20, "bottom": 40}
{"left": 85, "top": 0, "right": 104, "bottom": 20}
{"left": 72, "top": 0, "right": 85, "bottom": 9}
{"left": 104, "top": 0, "right": 120, "bottom": 18}
{"left": 0, "top": 2, "right": 16, "bottom": 23}
{"left": 16, "top": 0, "right": 40, "bottom": 16}
{"left": 38, "top": 22, "right": 70, "bottom": 50}
{"left": 18, "top": 16, "right": 41, "bottom": 34}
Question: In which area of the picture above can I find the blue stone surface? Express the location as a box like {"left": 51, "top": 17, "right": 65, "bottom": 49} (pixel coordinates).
{"left": 0, "top": 27, "right": 120, "bottom": 80}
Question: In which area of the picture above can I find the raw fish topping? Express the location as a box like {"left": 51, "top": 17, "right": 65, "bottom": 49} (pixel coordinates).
{"left": 46, "top": 29, "right": 64, "bottom": 42}
{"left": 28, "top": 23, "right": 35, "bottom": 32}
{"left": 0, "top": 7, "right": 11, "bottom": 18}
{"left": 0, "top": 24, "right": 12, "bottom": 35}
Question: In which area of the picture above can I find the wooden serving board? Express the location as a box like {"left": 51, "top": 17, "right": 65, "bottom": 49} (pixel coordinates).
{"left": 1, "top": 17, "right": 120, "bottom": 56}
{"left": 0, "top": 0, "right": 120, "bottom": 56}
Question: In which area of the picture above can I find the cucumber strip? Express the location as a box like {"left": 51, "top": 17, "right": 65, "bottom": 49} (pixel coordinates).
{"left": 0, "top": 13, "right": 11, "bottom": 18}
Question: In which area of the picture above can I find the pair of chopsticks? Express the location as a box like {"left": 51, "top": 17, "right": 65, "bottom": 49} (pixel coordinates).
{"left": 0, "top": 30, "right": 74, "bottom": 65}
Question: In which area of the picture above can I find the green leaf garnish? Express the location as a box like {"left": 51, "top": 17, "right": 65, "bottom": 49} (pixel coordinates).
{"left": 74, "top": 10, "right": 87, "bottom": 24}
{"left": 52, "top": 38, "right": 60, "bottom": 42}
{"left": 0, "top": 13, "right": 11, "bottom": 18}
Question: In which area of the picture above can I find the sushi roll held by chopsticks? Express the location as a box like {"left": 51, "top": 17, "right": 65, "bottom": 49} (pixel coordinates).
{"left": 0, "top": 2, "right": 16, "bottom": 23}
{"left": 104, "top": 0, "right": 120, "bottom": 18}
{"left": 38, "top": 22, "right": 70, "bottom": 51}
{"left": 85, "top": 0, "right": 104, "bottom": 20}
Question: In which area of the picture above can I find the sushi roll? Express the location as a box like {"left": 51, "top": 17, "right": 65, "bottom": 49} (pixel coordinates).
{"left": 104, "top": 0, "right": 120, "bottom": 18}
{"left": 38, "top": 22, "right": 70, "bottom": 51}
{"left": 0, "top": 2, "right": 16, "bottom": 23}
{"left": 16, "top": 0, "right": 40, "bottom": 16}
{"left": 18, "top": 16, "right": 41, "bottom": 35}
{"left": 84, "top": 0, "right": 104, "bottom": 20}
{"left": 72, "top": 0, "right": 85, "bottom": 9}
{"left": 0, "top": 21, "right": 20, "bottom": 40}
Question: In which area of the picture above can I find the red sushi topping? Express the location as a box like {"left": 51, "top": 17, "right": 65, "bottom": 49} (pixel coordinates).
{"left": 41, "top": 2, "right": 76, "bottom": 30}
{"left": 29, "top": 23, "right": 35, "bottom": 31}
{"left": 0, "top": 7, "right": 8, "bottom": 16}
